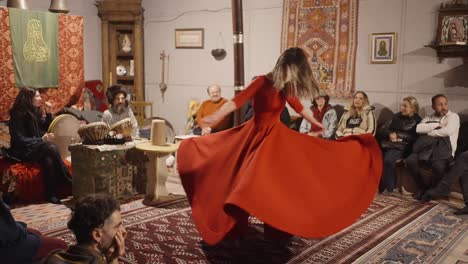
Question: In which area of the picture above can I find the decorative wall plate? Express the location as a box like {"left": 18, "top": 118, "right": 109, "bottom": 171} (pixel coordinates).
{"left": 116, "top": 65, "right": 127, "bottom": 76}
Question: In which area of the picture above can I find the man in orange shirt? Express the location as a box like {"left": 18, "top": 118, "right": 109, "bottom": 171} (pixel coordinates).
{"left": 195, "top": 84, "right": 232, "bottom": 135}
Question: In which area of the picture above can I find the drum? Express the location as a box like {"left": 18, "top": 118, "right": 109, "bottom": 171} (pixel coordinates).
{"left": 47, "top": 114, "right": 81, "bottom": 159}
{"left": 109, "top": 118, "right": 133, "bottom": 140}
{"left": 77, "top": 121, "right": 109, "bottom": 145}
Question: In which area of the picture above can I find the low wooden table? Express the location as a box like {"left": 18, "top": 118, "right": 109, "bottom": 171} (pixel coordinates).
{"left": 136, "top": 142, "right": 179, "bottom": 205}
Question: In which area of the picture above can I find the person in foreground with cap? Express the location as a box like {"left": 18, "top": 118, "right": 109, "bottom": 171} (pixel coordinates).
{"left": 299, "top": 90, "right": 337, "bottom": 139}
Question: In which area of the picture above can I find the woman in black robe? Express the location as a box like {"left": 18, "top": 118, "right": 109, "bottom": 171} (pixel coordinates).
{"left": 7, "top": 87, "right": 71, "bottom": 204}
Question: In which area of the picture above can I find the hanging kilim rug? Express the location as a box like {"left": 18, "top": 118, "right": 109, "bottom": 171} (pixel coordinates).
{"left": 281, "top": 0, "right": 358, "bottom": 98}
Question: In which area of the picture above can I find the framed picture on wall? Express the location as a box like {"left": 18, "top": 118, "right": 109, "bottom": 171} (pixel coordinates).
{"left": 175, "top": 28, "right": 204, "bottom": 49}
{"left": 370, "top": 32, "right": 397, "bottom": 64}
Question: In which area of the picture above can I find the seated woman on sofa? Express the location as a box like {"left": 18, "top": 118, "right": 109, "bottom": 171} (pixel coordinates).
{"left": 335, "top": 91, "right": 376, "bottom": 138}
{"left": 5, "top": 87, "right": 71, "bottom": 204}
{"left": 379, "top": 96, "right": 421, "bottom": 193}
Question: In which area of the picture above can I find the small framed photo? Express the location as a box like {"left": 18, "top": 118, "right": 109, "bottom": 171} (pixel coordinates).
{"left": 175, "top": 28, "right": 204, "bottom": 49}
{"left": 370, "top": 32, "right": 397, "bottom": 64}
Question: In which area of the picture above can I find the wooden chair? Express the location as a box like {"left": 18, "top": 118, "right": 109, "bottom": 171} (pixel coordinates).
{"left": 130, "top": 101, "right": 153, "bottom": 127}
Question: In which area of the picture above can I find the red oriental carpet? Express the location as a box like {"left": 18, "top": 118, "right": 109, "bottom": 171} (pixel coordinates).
{"left": 26, "top": 194, "right": 466, "bottom": 264}
{"left": 281, "top": 0, "right": 358, "bottom": 98}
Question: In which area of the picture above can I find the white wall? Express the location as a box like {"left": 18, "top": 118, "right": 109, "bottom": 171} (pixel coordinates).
{"left": 0, "top": 0, "right": 102, "bottom": 80}
{"left": 143, "top": 0, "right": 468, "bottom": 133}
{"left": 143, "top": 0, "right": 283, "bottom": 133}
{"left": 4, "top": 0, "right": 466, "bottom": 132}
{"left": 357, "top": 0, "right": 468, "bottom": 121}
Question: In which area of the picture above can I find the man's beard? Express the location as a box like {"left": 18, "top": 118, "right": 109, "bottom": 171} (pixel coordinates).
{"left": 436, "top": 110, "right": 448, "bottom": 117}
{"left": 113, "top": 104, "right": 126, "bottom": 115}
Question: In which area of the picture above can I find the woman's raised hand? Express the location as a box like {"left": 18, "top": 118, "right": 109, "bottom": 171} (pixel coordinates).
{"left": 44, "top": 101, "right": 53, "bottom": 114}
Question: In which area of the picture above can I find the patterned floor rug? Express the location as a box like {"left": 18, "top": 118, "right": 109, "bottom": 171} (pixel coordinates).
{"left": 22, "top": 194, "right": 467, "bottom": 264}
{"left": 355, "top": 200, "right": 468, "bottom": 264}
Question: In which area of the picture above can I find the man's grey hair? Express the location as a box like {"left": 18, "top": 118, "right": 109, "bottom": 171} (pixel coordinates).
{"left": 207, "top": 84, "right": 221, "bottom": 94}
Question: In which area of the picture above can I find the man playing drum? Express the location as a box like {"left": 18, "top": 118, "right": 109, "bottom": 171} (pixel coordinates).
{"left": 102, "top": 85, "right": 138, "bottom": 137}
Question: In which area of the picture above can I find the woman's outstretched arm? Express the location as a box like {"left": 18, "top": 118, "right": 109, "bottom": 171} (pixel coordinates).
{"left": 299, "top": 108, "right": 324, "bottom": 130}
{"left": 202, "top": 100, "right": 236, "bottom": 127}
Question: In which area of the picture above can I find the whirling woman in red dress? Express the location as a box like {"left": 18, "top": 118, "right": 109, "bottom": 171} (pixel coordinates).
{"left": 177, "top": 47, "right": 382, "bottom": 245}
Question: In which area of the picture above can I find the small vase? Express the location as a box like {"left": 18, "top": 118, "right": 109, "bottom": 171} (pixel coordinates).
{"left": 129, "top": 60, "right": 135, "bottom": 76}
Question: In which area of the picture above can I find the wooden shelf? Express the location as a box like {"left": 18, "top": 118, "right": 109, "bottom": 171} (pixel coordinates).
{"left": 117, "top": 52, "right": 134, "bottom": 58}
{"left": 426, "top": 43, "right": 468, "bottom": 62}
{"left": 117, "top": 76, "right": 134, "bottom": 81}
{"left": 96, "top": 0, "right": 144, "bottom": 101}
{"left": 428, "top": 2, "right": 468, "bottom": 62}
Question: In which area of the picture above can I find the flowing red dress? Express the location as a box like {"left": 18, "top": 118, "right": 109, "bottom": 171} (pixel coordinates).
{"left": 177, "top": 75, "right": 382, "bottom": 245}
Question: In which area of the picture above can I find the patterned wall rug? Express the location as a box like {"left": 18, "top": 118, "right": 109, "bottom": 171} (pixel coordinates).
{"left": 281, "top": 0, "right": 358, "bottom": 98}
{"left": 0, "top": 121, "right": 9, "bottom": 147}
{"left": 22, "top": 194, "right": 466, "bottom": 264}
{"left": 0, "top": 7, "right": 85, "bottom": 122}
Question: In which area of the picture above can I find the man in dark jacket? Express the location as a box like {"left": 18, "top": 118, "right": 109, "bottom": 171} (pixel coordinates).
{"left": 0, "top": 196, "right": 67, "bottom": 263}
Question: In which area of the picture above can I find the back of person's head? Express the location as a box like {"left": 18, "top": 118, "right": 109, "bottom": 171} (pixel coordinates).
{"left": 431, "top": 94, "right": 447, "bottom": 106}
{"left": 270, "top": 47, "right": 319, "bottom": 99}
{"left": 67, "top": 194, "right": 120, "bottom": 244}
{"left": 106, "top": 85, "right": 129, "bottom": 107}
{"left": 9, "top": 87, "right": 40, "bottom": 118}
{"left": 403, "top": 95, "right": 419, "bottom": 114}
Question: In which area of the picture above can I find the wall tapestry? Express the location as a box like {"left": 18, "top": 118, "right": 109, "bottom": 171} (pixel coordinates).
{"left": 281, "top": 0, "right": 358, "bottom": 98}
{"left": 0, "top": 7, "right": 84, "bottom": 121}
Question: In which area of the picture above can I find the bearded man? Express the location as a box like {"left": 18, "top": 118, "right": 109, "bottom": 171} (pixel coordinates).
{"left": 102, "top": 85, "right": 138, "bottom": 137}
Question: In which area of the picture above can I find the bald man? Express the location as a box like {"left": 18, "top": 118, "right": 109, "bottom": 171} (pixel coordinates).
{"left": 195, "top": 84, "right": 232, "bottom": 135}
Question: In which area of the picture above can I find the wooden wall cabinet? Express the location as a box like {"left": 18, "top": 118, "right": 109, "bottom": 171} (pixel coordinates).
{"left": 427, "top": 1, "right": 468, "bottom": 62}
{"left": 96, "top": 0, "right": 145, "bottom": 101}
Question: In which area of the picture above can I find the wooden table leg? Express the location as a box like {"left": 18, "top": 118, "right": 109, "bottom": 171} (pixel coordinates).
{"left": 143, "top": 152, "right": 169, "bottom": 205}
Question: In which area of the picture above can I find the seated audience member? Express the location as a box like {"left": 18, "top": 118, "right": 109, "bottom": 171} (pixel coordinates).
{"left": 379, "top": 96, "right": 421, "bottom": 193}
{"left": 0, "top": 196, "right": 67, "bottom": 263}
{"left": 335, "top": 91, "right": 376, "bottom": 138}
{"left": 195, "top": 84, "right": 232, "bottom": 135}
{"left": 244, "top": 99, "right": 290, "bottom": 126}
{"left": 5, "top": 87, "right": 71, "bottom": 204}
{"left": 422, "top": 150, "right": 468, "bottom": 214}
{"left": 299, "top": 90, "right": 337, "bottom": 139}
{"left": 405, "top": 94, "right": 460, "bottom": 200}
{"left": 102, "top": 85, "right": 138, "bottom": 137}
{"left": 42, "top": 194, "right": 126, "bottom": 264}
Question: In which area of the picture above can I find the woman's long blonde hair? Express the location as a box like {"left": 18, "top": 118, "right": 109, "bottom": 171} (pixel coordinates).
{"left": 268, "top": 47, "right": 319, "bottom": 98}
{"left": 348, "top": 91, "right": 370, "bottom": 117}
